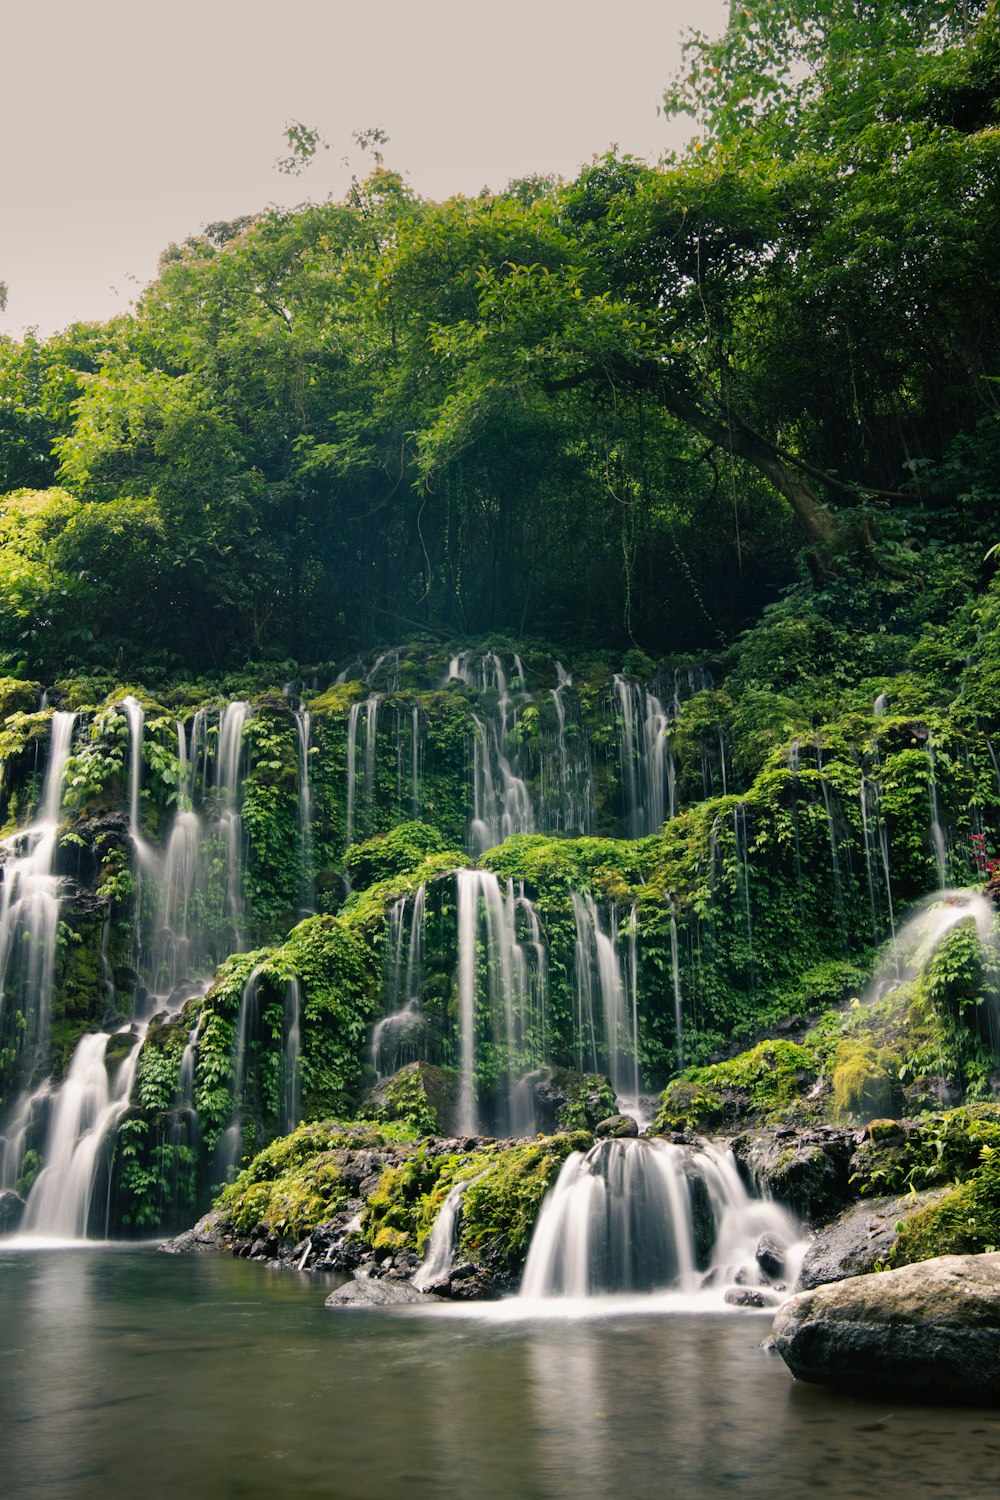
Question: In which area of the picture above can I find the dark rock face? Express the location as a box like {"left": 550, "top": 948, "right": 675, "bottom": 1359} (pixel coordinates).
{"left": 732, "top": 1125, "right": 855, "bottom": 1221}
{"left": 0, "top": 1189, "right": 25, "bottom": 1234}
{"left": 595, "top": 1113, "right": 639, "bottom": 1139}
{"left": 772, "top": 1252, "right": 1000, "bottom": 1401}
{"left": 796, "top": 1192, "right": 945, "bottom": 1291}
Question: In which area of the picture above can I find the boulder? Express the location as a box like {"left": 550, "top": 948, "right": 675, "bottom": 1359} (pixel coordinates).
{"left": 0, "top": 1189, "right": 25, "bottom": 1235}
{"left": 771, "top": 1252, "right": 1000, "bottom": 1401}
{"left": 358, "top": 1061, "right": 458, "bottom": 1135}
{"left": 796, "top": 1192, "right": 945, "bottom": 1290}
{"left": 732, "top": 1125, "right": 855, "bottom": 1221}
{"left": 725, "top": 1286, "right": 783, "bottom": 1309}
{"left": 595, "top": 1113, "right": 639, "bottom": 1139}
{"left": 534, "top": 1069, "right": 617, "bottom": 1133}
{"left": 325, "top": 1273, "right": 439, "bottom": 1308}
{"left": 755, "top": 1233, "right": 786, "bottom": 1282}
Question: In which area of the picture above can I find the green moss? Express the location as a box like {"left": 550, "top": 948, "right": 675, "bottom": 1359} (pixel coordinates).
{"left": 458, "top": 1132, "right": 591, "bottom": 1266}
{"left": 218, "top": 1118, "right": 416, "bottom": 1239}
{"left": 891, "top": 1145, "right": 1000, "bottom": 1264}
{"left": 653, "top": 1039, "right": 819, "bottom": 1133}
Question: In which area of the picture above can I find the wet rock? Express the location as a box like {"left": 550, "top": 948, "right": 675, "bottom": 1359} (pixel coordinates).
{"left": 160, "top": 1209, "right": 229, "bottom": 1255}
{"left": 325, "top": 1273, "right": 439, "bottom": 1308}
{"left": 772, "top": 1252, "right": 1000, "bottom": 1400}
{"left": 0, "top": 1190, "right": 25, "bottom": 1234}
{"left": 725, "top": 1286, "right": 783, "bottom": 1309}
{"left": 732, "top": 1125, "right": 855, "bottom": 1221}
{"left": 595, "top": 1113, "right": 639, "bottom": 1138}
{"left": 755, "top": 1233, "right": 786, "bottom": 1282}
{"left": 796, "top": 1192, "right": 946, "bottom": 1290}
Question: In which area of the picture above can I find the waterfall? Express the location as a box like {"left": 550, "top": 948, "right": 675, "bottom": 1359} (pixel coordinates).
{"left": 372, "top": 885, "right": 428, "bottom": 1077}
{"left": 571, "top": 894, "right": 639, "bottom": 1111}
{"left": 520, "top": 1138, "right": 801, "bottom": 1301}
{"left": 732, "top": 804, "right": 756, "bottom": 996}
{"left": 411, "top": 1175, "right": 482, "bottom": 1291}
{"left": 282, "top": 978, "right": 302, "bottom": 1134}
{"left": 926, "top": 737, "right": 948, "bottom": 889}
{"left": 613, "top": 676, "right": 671, "bottom": 837}
{"left": 216, "top": 964, "right": 264, "bottom": 1181}
{"left": 20, "top": 1030, "right": 142, "bottom": 1240}
{"left": 137, "top": 701, "right": 251, "bottom": 998}
{"left": 294, "top": 705, "right": 314, "bottom": 913}
{"left": 345, "top": 695, "right": 380, "bottom": 849}
{"left": 815, "top": 738, "right": 848, "bottom": 950}
{"left": 863, "top": 888, "right": 998, "bottom": 1007}
{"left": 455, "top": 870, "right": 547, "bottom": 1136}
{"left": 0, "top": 711, "right": 76, "bottom": 1066}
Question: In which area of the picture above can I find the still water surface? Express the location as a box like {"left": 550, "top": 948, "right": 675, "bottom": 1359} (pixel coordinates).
{"left": 1, "top": 1245, "right": 998, "bottom": 1500}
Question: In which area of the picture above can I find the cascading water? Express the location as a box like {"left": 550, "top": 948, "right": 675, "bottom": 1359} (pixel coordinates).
{"left": 571, "top": 894, "right": 640, "bottom": 1115}
{"left": 20, "top": 1028, "right": 143, "bottom": 1239}
{"left": 455, "top": 869, "right": 547, "bottom": 1136}
{"left": 294, "top": 704, "right": 314, "bottom": 914}
{"left": 0, "top": 710, "right": 76, "bottom": 1068}
{"left": 411, "top": 1175, "right": 483, "bottom": 1291}
{"left": 863, "top": 888, "right": 998, "bottom": 1009}
{"left": 519, "top": 1137, "right": 802, "bottom": 1302}
{"left": 282, "top": 978, "right": 302, "bottom": 1135}
{"left": 372, "top": 885, "right": 429, "bottom": 1077}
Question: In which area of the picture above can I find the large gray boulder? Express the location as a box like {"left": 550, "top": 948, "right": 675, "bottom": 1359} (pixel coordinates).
{"left": 772, "top": 1252, "right": 1000, "bottom": 1401}
{"left": 796, "top": 1192, "right": 945, "bottom": 1291}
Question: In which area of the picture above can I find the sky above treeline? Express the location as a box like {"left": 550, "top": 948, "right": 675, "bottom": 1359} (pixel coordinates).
{"left": 0, "top": 0, "right": 724, "bottom": 337}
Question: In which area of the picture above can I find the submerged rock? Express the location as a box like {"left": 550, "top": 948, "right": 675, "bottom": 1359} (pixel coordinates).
{"left": 325, "top": 1273, "right": 439, "bottom": 1308}
{"left": 725, "top": 1286, "right": 783, "bottom": 1309}
{"left": 772, "top": 1252, "right": 1000, "bottom": 1401}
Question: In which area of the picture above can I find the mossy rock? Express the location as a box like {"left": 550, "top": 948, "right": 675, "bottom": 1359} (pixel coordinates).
{"left": 359, "top": 1061, "right": 458, "bottom": 1135}
{"left": 653, "top": 1039, "right": 819, "bottom": 1133}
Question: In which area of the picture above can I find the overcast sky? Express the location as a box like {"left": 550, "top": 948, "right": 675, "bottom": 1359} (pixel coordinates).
{"left": 0, "top": 0, "right": 726, "bottom": 337}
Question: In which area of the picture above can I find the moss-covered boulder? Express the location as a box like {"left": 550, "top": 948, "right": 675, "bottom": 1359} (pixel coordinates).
{"left": 359, "top": 1062, "right": 458, "bottom": 1135}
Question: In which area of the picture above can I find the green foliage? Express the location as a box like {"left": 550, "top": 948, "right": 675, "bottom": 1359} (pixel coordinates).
{"left": 653, "top": 1040, "right": 818, "bottom": 1133}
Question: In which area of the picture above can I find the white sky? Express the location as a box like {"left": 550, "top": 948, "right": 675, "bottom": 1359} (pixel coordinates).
{"left": 0, "top": 0, "right": 725, "bottom": 337}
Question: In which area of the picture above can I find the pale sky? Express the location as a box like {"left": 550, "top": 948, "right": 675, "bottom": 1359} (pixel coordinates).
{"left": 0, "top": 0, "right": 726, "bottom": 337}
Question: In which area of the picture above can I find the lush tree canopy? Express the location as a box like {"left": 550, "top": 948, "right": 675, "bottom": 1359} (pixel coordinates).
{"left": 0, "top": 0, "right": 997, "bottom": 676}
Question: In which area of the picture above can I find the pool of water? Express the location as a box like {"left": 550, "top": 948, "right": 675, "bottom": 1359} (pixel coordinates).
{"left": 1, "top": 1245, "right": 998, "bottom": 1500}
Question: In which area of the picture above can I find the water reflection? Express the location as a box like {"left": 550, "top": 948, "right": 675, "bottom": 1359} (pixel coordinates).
{"left": 1, "top": 1249, "right": 999, "bottom": 1500}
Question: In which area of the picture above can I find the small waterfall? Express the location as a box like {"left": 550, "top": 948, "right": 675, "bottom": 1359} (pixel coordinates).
{"left": 613, "top": 676, "right": 671, "bottom": 837}
{"left": 411, "top": 1175, "right": 481, "bottom": 1291}
{"left": 732, "top": 804, "right": 756, "bottom": 996}
{"left": 520, "top": 1138, "right": 801, "bottom": 1301}
{"left": 0, "top": 710, "right": 76, "bottom": 1066}
{"left": 455, "top": 870, "right": 547, "bottom": 1136}
{"left": 926, "top": 737, "right": 948, "bottom": 889}
{"left": 20, "top": 1030, "right": 142, "bottom": 1240}
{"left": 372, "top": 885, "right": 428, "bottom": 1077}
{"left": 136, "top": 701, "right": 250, "bottom": 998}
{"left": 216, "top": 964, "right": 263, "bottom": 1181}
{"left": 863, "top": 888, "right": 997, "bottom": 1006}
{"left": 571, "top": 894, "right": 639, "bottom": 1112}
{"left": 668, "top": 898, "right": 684, "bottom": 1071}
{"left": 815, "top": 738, "right": 848, "bottom": 950}
{"left": 345, "top": 695, "right": 380, "bottom": 848}
{"left": 294, "top": 704, "right": 315, "bottom": 913}
{"left": 282, "top": 978, "right": 302, "bottom": 1134}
